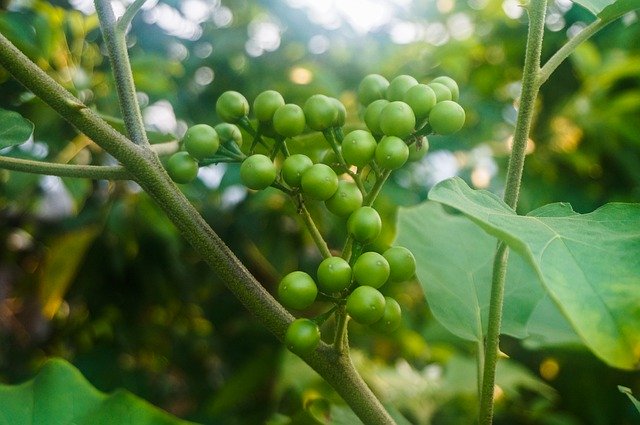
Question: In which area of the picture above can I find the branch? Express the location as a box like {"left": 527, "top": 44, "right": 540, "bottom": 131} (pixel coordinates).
{"left": 0, "top": 155, "right": 130, "bottom": 179}
{"left": 538, "top": 17, "right": 609, "bottom": 87}
{"left": 94, "top": 0, "right": 150, "bottom": 147}
{"left": 117, "top": 0, "right": 148, "bottom": 32}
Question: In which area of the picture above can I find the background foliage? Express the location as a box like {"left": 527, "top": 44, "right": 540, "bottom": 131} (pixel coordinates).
{"left": 0, "top": 0, "right": 639, "bottom": 423}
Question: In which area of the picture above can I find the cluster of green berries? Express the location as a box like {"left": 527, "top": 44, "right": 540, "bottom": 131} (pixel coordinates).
{"left": 163, "top": 73, "right": 465, "bottom": 358}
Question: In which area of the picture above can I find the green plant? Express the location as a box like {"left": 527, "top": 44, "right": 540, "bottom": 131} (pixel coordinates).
{"left": 0, "top": 1, "right": 638, "bottom": 424}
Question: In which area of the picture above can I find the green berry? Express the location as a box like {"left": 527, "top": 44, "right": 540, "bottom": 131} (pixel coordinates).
{"left": 303, "top": 94, "right": 338, "bottom": 131}
{"left": 166, "top": 152, "right": 199, "bottom": 184}
{"left": 386, "top": 75, "right": 419, "bottom": 101}
{"left": 214, "top": 123, "right": 243, "bottom": 147}
{"left": 371, "top": 297, "right": 402, "bottom": 333}
{"left": 427, "top": 82, "right": 452, "bottom": 103}
{"left": 285, "top": 318, "right": 320, "bottom": 355}
{"left": 240, "top": 154, "right": 277, "bottom": 190}
{"left": 341, "top": 129, "right": 377, "bottom": 168}
{"left": 375, "top": 136, "right": 409, "bottom": 170}
{"left": 429, "top": 100, "right": 465, "bottom": 135}
{"left": 325, "top": 180, "right": 363, "bottom": 217}
{"left": 380, "top": 101, "right": 416, "bottom": 138}
{"left": 281, "top": 154, "right": 313, "bottom": 188}
{"left": 346, "top": 286, "right": 386, "bottom": 325}
{"left": 273, "top": 104, "right": 306, "bottom": 137}
{"left": 183, "top": 124, "right": 219, "bottom": 160}
{"left": 383, "top": 246, "right": 416, "bottom": 282}
{"left": 358, "top": 74, "right": 389, "bottom": 106}
{"left": 317, "top": 256, "right": 352, "bottom": 293}
{"left": 408, "top": 137, "right": 429, "bottom": 162}
{"left": 331, "top": 97, "right": 347, "bottom": 127}
{"left": 404, "top": 84, "right": 437, "bottom": 123}
{"left": 353, "top": 251, "right": 390, "bottom": 288}
{"left": 364, "top": 99, "right": 390, "bottom": 136}
{"left": 253, "top": 90, "right": 285, "bottom": 122}
{"left": 301, "top": 163, "right": 339, "bottom": 201}
{"left": 278, "top": 271, "right": 318, "bottom": 310}
{"left": 216, "top": 91, "right": 249, "bottom": 123}
{"left": 347, "top": 206, "right": 382, "bottom": 243}
{"left": 431, "top": 76, "right": 459, "bottom": 101}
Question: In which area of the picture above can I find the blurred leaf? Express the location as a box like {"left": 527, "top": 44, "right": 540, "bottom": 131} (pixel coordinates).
{"left": 0, "top": 108, "right": 34, "bottom": 149}
{"left": 618, "top": 385, "right": 640, "bottom": 413}
{"left": 0, "top": 358, "right": 198, "bottom": 424}
{"left": 396, "top": 201, "right": 577, "bottom": 345}
{"left": 429, "top": 177, "right": 640, "bottom": 370}
{"left": 39, "top": 226, "right": 101, "bottom": 318}
{"left": 571, "top": 0, "right": 640, "bottom": 19}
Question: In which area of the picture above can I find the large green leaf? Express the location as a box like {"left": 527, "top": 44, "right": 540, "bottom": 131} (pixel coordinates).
{"left": 0, "top": 358, "right": 198, "bottom": 425}
{"left": 396, "top": 201, "right": 578, "bottom": 345}
{"left": 572, "top": 0, "right": 640, "bottom": 20}
{"left": 429, "top": 177, "right": 640, "bottom": 370}
{"left": 0, "top": 108, "right": 34, "bottom": 149}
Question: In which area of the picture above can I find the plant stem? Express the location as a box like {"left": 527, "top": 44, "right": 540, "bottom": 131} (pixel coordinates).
{"left": 117, "top": 0, "right": 148, "bottom": 32}
{"left": 538, "top": 18, "right": 609, "bottom": 86}
{"left": 297, "top": 197, "right": 332, "bottom": 259}
{"left": 0, "top": 155, "right": 130, "bottom": 179}
{"left": 94, "top": 0, "right": 150, "bottom": 147}
{"left": 479, "top": 2, "right": 547, "bottom": 424}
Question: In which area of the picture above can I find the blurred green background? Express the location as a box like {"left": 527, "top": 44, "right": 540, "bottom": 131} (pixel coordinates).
{"left": 0, "top": 0, "right": 639, "bottom": 423}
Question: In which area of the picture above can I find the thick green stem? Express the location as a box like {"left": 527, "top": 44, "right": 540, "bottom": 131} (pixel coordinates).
{"left": 0, "top": 155, "right": 130, "bottom": 179}
{"left": 333, "top": 305, "right": 349, "bottom": 353}
{"left": 94, "top": 0, "right": 150, "bottom": 147}
{"left": 479, "top": 2, "right": 547, "bottom": 424}
{"left": 118, "top": 0, "right": 148, "bottom": 32}
{"left": 0, "top": 27, "right": 395, "bottom": 425}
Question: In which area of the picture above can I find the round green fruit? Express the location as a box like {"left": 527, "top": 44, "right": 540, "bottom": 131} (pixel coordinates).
{"left": 380, "top": 101, "right": 416, "bottom": 138}
{"left": 303, "top": 94, "right": 338, "bottom": 131}
{"left": 166, "top": 152, "right": 199, "bottom": 184}
{"left": 386, "top": 75, "right": 419, "bottom": 101}
{"left": 317, "top": 256, "right": 352, "bottom": 293}
{"left": 183, "top": 124, "right": 219, "bottom": 160}
{"left": 240, "top": 154, "right": 277, "bottom": 190}
{"left": 404, "top": 84, "right": 437, "bottom": 122}
{"left": 341, "top": 129, "right": 377, "bottom": 168}
{"left": 371, "top": 297, "right": 402, "bottom": 333}
{"left": 375, "top": 136, "right": 409, "bottom": 170}
{"left": 300, "top": 163, "right": 339, "bottom": 201}
{"left": 347, "top": 206, "right": 382, "bottom": 243}
{"left": 331, "top": 97, "right": 347, "bottom": 127}
{"left": 383, "top": 246, "right": 416, "bottom": 282}
{"left": 428, "top": 100, "right": 465, "bottom": 135}
{"left": 253, "top": 90, "right": 285, "bottom": 122}
{"left": 325, "top": 180, "right": 363, "bottom": 217}
{"left": 216, "top": 91, "right": 249, "bottom": 123}
{"left": 427, "top": 82, "right": 452, "bottom": 103}
{"left": 408, "top": 137, "right": 429, "bottom": 162}
{"left": 282, "top": 154, "right": 313, "bottom": 188}
{"left": 214, "top": 123, "right": 243, "bottom": 147}
{"left": 278, "top": 271, "right": 318, "bottom": 310}
{"left": 273, "top": 104, "right": 306, "bottom": 137}
{"left": 358, "top": 74, "right": 389, "bottom": 106}
{"left": 431, "top": 76, "right": 459, "bottom": 101}
{"left": 364, "top": 99, "right": 390, "bottom": 136}
{"left": 285, "top": 318, "right": 320, "bottom": 355}
{"left": 353, "top": 251, "right": 390, "bottom": 288}
{"left": 346, "top": 286, "right": 386, "bottom": 325}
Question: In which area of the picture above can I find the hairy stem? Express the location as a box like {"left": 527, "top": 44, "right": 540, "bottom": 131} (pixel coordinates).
{"left": 118, "top": 0, "right": 148, "bottom": 32}
{"left": 0, "top": 155, "right": 130, "bottom": 179}
{"left": 538, "top": 17, "right": 609, "bottom": 86}
{"left": 479, "top": 2, "right": 547, "bottom": 424}
{"left": 94, "top": 0, "right": 150, "bottom": 147}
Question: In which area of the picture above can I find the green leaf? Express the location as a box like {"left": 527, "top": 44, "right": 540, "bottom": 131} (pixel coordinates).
{"left": 0, "top": 358, "right": 198, "bottom": 425}
{"left": 573, "top": 0, "right": 640, "bottom": 20}
{"left": 396, "top": 201, "right": 578, "bottom": 345}
{"left": 429, "top": 177, "right": 640, "bottom": 370}
{"left": 0, "top": 108, "right": 34, "bottom": 149}
{"left": 618, "top": 385, "right": 640, "bottom": 413}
